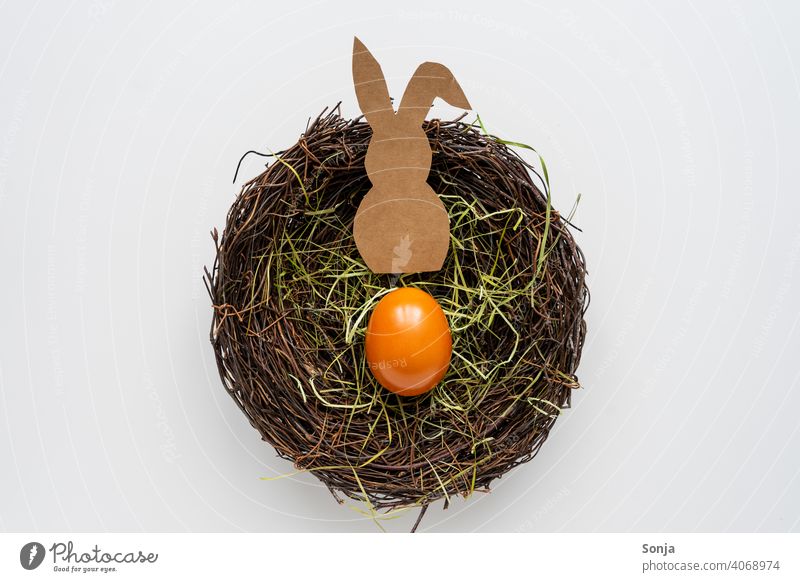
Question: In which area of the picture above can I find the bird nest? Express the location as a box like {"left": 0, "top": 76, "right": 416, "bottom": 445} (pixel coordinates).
{"left": 204, "top": 105, "right": 589, "bottom": 529}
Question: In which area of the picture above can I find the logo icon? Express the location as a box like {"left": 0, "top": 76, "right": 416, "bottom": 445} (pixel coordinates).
{"left": 20, "top": 542, "right": 46, "bottom": 570}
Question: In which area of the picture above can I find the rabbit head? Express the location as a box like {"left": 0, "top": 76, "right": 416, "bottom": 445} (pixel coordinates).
{"left": 353, "top": 37, "right": 471, "bottom": 187}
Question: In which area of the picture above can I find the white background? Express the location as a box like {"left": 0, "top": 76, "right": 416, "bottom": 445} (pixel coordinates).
{"left": 1, "top": 0, "right": 798, "bottom": 532}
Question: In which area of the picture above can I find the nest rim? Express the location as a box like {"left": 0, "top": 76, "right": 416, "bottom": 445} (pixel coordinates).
{"left": 205, "top": 104, "right": 589, "bottom": 525}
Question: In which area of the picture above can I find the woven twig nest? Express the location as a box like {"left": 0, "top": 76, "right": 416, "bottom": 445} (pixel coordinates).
{"left": 205, "top": 105, "right": 588, "bottom": 527}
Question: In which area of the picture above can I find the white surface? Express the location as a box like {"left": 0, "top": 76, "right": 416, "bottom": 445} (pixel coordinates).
{"left": 1, "top": 0, "right": 798, "bottom": 532}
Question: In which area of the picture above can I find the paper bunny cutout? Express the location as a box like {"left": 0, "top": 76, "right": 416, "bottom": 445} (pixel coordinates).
{"left": 352, "top": 37, "right": 471, "bottom": 274}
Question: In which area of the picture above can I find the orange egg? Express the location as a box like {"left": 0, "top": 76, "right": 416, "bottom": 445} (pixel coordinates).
{"left": 365, "top": 287, "right": 452, "bottom": 396}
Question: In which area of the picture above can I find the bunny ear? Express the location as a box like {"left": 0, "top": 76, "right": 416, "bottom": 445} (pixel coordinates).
{"left": 398, "top": 62, "right": 471, "bottom": 126}
{"left": 352, "top": 37, "right": 394, "bottom": 128}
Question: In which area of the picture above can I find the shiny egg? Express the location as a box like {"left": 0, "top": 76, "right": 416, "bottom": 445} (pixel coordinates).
{"left": 365, "top": 287, "right": 452, "bottom": 396}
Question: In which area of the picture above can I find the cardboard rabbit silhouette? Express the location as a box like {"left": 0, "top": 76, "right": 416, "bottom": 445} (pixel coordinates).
{"left": 352, "top": 38, "right": 471, "bottom": 273}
